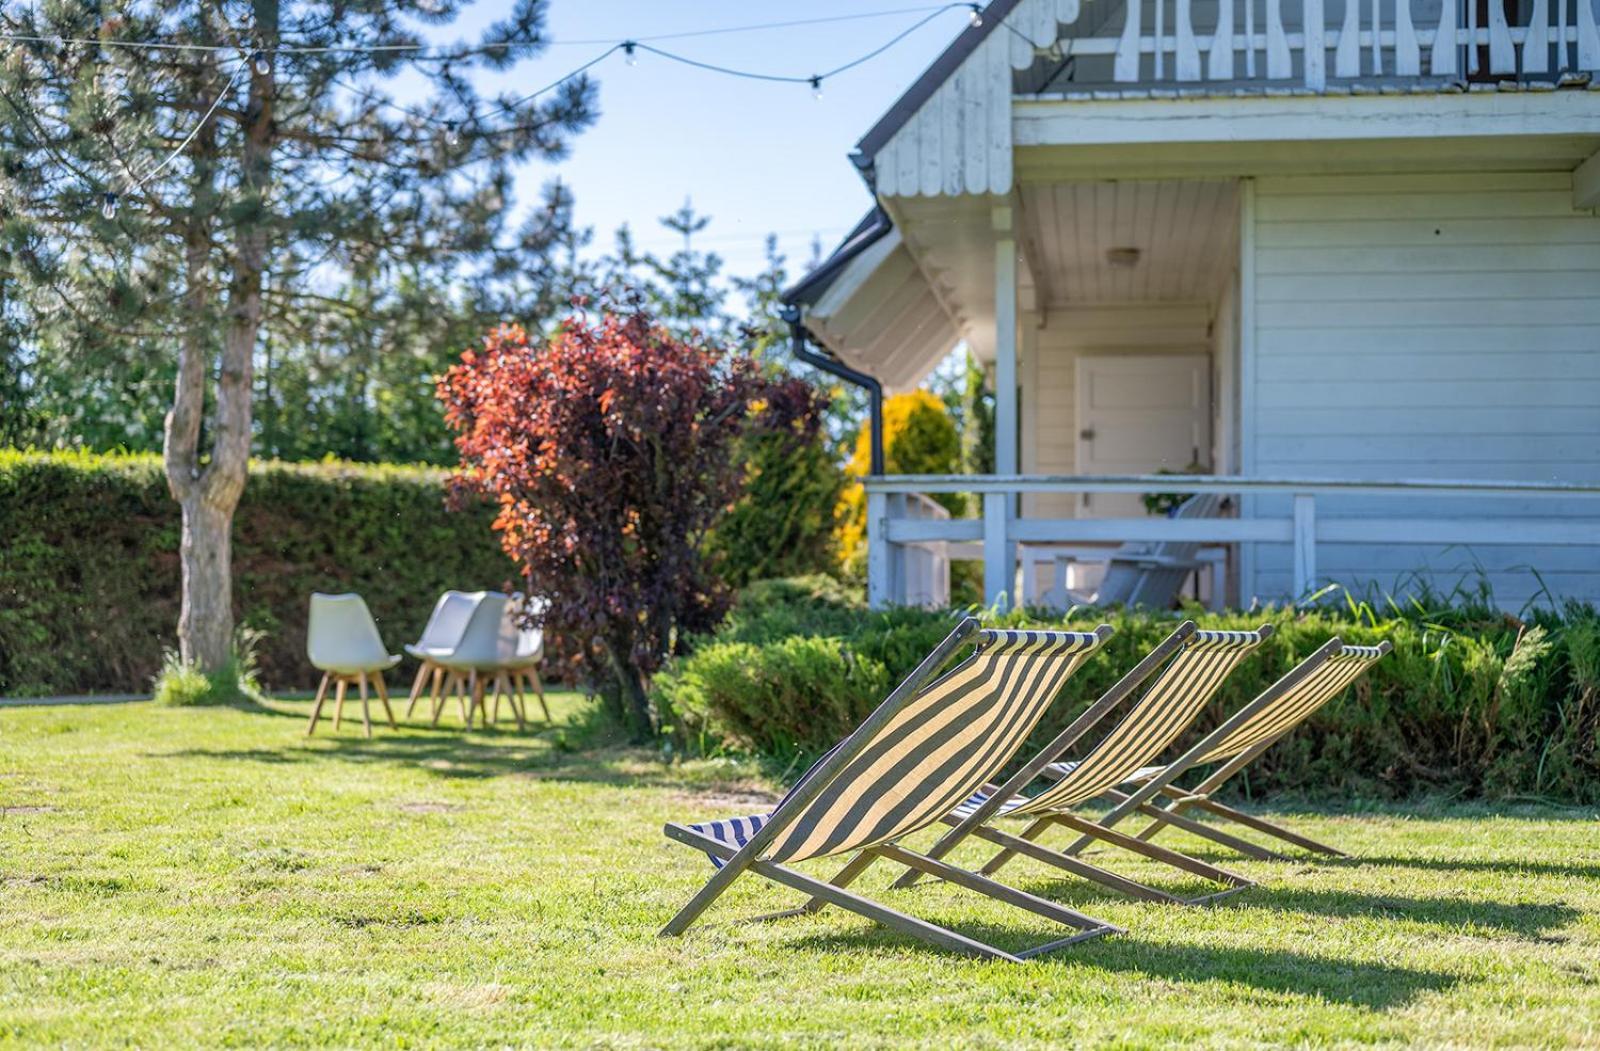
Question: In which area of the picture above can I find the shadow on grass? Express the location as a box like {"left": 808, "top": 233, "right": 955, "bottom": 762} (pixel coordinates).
{"left": 1251, "top": 887, "right": 1578, "bottom": 937}
{"left": 145, "top": 725, "right": 739, "bottom": 795}
{"left": 1162, "top": 843, "right": 1600, "bottom": 883}
{"left": 779, "top": 921, "right": 1456, "bottom": 1009}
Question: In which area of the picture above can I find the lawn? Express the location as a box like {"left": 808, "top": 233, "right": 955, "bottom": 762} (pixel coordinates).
{"left": 3, "top": 697, "right": 1599, "bottom": 1048}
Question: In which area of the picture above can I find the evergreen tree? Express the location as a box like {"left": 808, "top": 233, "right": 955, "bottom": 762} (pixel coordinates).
{"left": 0, "top": 0, "right": 594, "bottom": 671}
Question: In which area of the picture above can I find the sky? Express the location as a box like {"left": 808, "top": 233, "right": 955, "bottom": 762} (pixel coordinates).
{"left": 434, "top": 1, "right": 971, "bottom": 284}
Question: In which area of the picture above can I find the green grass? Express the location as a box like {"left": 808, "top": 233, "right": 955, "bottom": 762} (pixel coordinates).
{"left": 3, "top": 697, "right": 1599, "bottom": 1048}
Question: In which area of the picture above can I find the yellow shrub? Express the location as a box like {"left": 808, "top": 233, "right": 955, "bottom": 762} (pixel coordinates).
{"left": 836, "top": 390, "right": 963, "bottom": 574}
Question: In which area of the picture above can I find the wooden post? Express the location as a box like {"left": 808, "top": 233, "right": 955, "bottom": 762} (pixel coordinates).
{"left": 984, "top": 491, "right": 1011, "bottom": 610}
{"left": 993, "top": 208, "right": 1018, "bottom": 477}
{"left": 1292, "top": 493, "right": 1316, "bottom": 599}
{"left": 867, "top": 488, "right": 891, "bottom": 609}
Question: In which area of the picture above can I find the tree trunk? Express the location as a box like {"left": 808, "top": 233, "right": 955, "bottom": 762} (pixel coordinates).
{"left": 601, "top": 634, "right": 657, "bottom": 742}
{"left": 176, "top": 493, "right": 235, "bottom": 670}
{"left": 160, "top": 15, "right": 274, "bottom": 675}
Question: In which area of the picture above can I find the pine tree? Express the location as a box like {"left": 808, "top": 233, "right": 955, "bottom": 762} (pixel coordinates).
{"left": 0, "top": 1, "right": 594, "bottom": 671}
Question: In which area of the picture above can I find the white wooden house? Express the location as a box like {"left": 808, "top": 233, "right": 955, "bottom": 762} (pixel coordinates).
{"left": 783, "top": 0, "right": 1600, "bottom": 612}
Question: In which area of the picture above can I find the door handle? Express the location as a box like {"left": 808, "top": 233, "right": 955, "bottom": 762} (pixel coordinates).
{"left": 1079, "top": 428, "right": 1095, "bottom": 441}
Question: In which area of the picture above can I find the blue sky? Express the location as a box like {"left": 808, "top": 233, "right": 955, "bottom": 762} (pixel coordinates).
{"left": 438, "top": 2, "right": 970, "bottom": 283}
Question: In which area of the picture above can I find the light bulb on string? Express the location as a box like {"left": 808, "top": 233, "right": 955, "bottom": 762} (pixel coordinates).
{"left": 623, "top": 41, "right": 637, "bottom": 66}
{"left": 444, "top": 121, "right": 460, "bottom": 147}
{"left": 969, "top": 4, "right": 984, "bottom": 27}
{"left": 810, "top": 75, "right": 823, "bottom": 100}
{"left": 101, "top": 192, "right": 118, "bottom": 220}
{"left": 253, "top": 50, "right": 272, "bottom": 75}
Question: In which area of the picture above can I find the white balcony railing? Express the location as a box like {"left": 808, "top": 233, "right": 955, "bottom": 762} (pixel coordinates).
{"left": 864, "top": 474, "right": 1600, "bottom": 609}
{"left": 1058, "top": 0, "right": 1600, "bottom": 88}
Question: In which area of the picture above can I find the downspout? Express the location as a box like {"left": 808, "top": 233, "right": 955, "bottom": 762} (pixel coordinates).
{"left": 780, "top": 304, "right": 883, "bottom": 476}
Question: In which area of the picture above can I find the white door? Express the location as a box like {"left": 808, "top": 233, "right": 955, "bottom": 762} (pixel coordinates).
{"left": 1074, "top": 354, "right": 1211, "bottom": 518}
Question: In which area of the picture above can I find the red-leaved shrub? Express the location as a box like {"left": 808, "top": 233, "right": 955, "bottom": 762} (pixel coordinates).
{"left": 437, "top": 302, "right": 822, "bottom": 738}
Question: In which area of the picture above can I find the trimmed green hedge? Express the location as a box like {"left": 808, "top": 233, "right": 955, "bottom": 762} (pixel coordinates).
{"left": 653, "top": 576, "right": 1600, "bottom": 802}
{"left": 0, "top": 450, "right": 514, "bottom": 696}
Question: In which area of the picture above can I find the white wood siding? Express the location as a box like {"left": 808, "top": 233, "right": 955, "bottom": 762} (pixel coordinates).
{"left": 1246, "top": 171, "right": 1600, "bottom": 609}
{"left": 875, "top": 0, "right": 1083, "bottom": 198}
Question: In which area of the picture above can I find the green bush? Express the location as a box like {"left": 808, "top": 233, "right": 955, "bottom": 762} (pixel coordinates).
{"left": 0, "top": 450, "right": 515, "bottom": 696}
{"left": 652, "top": 577, "right": 1600, "bottom": 803}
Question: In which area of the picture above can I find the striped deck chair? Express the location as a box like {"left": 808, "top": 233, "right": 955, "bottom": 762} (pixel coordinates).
{"left": 894, "top": 622, "right": 1274, "bottom": 906}
{"left": 1016, "top": 639, "right": 1391, "bottom": 866}
{"left": 660, "top": 618, "right": 1123, "bottom": 963}
{"left": 1103, "top": 640, "right": 1393, "bottom": 860}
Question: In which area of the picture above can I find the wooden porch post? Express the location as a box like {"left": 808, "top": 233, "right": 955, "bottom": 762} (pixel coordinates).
{"left": 867, "top": 488, "right": 891, "bottom": 609}
{"left": 991, "top": 206, "right": 1019, "bottom": 609}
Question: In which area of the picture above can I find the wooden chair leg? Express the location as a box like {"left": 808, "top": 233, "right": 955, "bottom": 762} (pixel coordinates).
{"left": 405, "top": 662, "right": 430, "bottom": 718}
{"left": 503, "top": 674, "right": 526, "bottom": 732}
{"left": 358, "top": 672, "right": 373, "bottom": 739}
{"left": 459, "top": 673, "right": 475, "bottom": 726}
{"left": 374, "top": 671, "right": 397, "bottom": 729}
{"left": 306, "top": 673, "right": 331, "bottom": 736}
{"left": 529, "top": 669, "right": 551, "bottom": 722}
{"left": 470, "top": 673, "right": 488, "bottom": 729}
{"left": 429, "top": 668, "right": 447, "bottom": 726}
{"left": 507, "top": 675, "right": 528, "bottom": 731}
{"left": 490, "top": 675, "right": 502, "bottom": 726}
{"left": 332, "top": 677, "right": 348, "bottom": 730}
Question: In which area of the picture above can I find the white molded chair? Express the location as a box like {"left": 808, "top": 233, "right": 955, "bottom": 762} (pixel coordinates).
{"left": 305, "top": 593, "right": 401, "bottom": 737}
{"left": 430, "top": 592, "right": 516, "bottom": 729}
{"left": 403, "top": 590, "right": 485, "bottom": 719}
{"left": 493, "top": 595, "right": 551, "bottom": 727}
{"left": 1046, "top": 493, "right": 1225, "bottom": 610}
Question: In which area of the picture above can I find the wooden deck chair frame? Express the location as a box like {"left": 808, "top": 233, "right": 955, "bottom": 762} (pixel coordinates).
{"left": 881, "top": 621, "right": 1272, "bottom": 907}
{"left": 660, "top": 618, "right": 1126, "bottom": 964}
{"left": 982, "top": 638, "right": 1355, "bottom": 873}
{"left": 1116, "top": 640, "right": 1394, "bottom": 860}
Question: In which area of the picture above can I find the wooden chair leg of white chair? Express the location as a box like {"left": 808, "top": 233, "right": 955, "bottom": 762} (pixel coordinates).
{"left": 531, "top": 669, "right": 551, "bottom": 723}
{"left": 490, "top": 674, "right": 502, "bottom": 725}
{"left": 470, "top": 673, "right": 487, "bottom": 729}
{"left": 504, "top": 674, "right": 526, "bottom": 732}
{"left": 374, "top": 671, "right": 397, "bottom": 729}
{"left": 405, "top": 662, "right": 430, "bottom": 718}
{"left": 429, "top": 668, "right": 446, "bottom": 726}
{"left": 358, "top": 672, "right": 373, "bottom": 739}
{"left": 333, "top": 677, "right": 348, "bottom": 731}
{"left": 511, "top": 674, "right": 530, "bottom": 727}
{"left": 306, "top": 673, "right": 332, "bottom": 735}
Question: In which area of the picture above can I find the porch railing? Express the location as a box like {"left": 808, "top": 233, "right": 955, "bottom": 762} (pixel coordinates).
{"left": 1059, "top": 0, "right": 1600, "bottom": 88}
{"left": 864, "top": 474, "right": 1600, "bottom": 609}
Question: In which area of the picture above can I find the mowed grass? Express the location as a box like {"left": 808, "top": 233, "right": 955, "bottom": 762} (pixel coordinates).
{"left": 3, "top": 697, "right": 1600, "bottom": 1049}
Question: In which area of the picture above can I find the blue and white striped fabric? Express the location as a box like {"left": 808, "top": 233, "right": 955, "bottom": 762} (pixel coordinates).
{"left": 688, "top": 813, "right": 771, "bottom": 869}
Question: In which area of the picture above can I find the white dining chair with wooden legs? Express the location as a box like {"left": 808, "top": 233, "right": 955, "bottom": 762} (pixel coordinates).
{"left": 403, "top": 590, "right": 484, "bottom": 720}
{"left": 305, "top": 593, "right": 402, "bottom": 738}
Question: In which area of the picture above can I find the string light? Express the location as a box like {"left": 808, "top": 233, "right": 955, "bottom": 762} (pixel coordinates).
{"left": 32, "top": 3, "right": 998, "bottom": 222}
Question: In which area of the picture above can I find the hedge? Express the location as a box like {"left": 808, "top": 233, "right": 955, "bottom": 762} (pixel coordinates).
{"left": 0, "top": 450, "right": 515, "bottom": 696}
{"left": 653, "top": 576, "right": 1600, "bottom": 803}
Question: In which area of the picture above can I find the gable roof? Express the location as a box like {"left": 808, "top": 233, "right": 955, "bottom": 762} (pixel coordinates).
{"left": 852, "top": 0, "right": 1029, "bottom": 179}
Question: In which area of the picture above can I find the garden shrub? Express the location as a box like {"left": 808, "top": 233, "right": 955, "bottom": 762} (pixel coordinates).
{"left": 653, "top": 577, "right": 1600, "bottom": 803}
{"left": 0, "top": 449, "right": 514, "bottom": 696}
{"left": 707, "top": 394, "right": 847, "bottom": 589}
